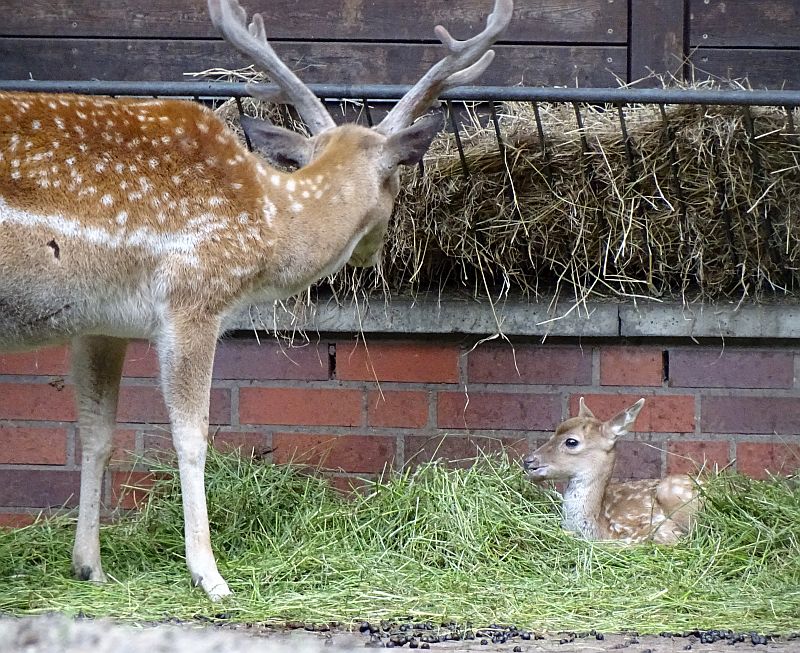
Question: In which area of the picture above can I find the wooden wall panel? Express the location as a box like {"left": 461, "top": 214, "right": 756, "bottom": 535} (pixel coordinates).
{"left": 2, "top": 1, "right": 799, "bottom": 90}
{"left": 629, "top": 0, "right": 685, "bottom": 83}
{"left": 0, "top": 0, "right": 626, "bottom": 43}
{"left": 0, "top": 39, "right": 626, "bottom": 87}
{"left": 691, "top": 48, "right": 800, "bottom": 89}
{"left": 689, "top": 0, "right": 800, "bottom": 48}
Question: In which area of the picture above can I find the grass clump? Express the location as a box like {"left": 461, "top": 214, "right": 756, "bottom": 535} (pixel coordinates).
{"left": 0, "top": 451, "right": 798, "bottom": 633}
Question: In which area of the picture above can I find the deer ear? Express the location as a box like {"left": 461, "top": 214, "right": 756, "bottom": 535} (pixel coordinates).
{"left": 240, "top": 115, "right": 314, "bottom": 169}
{"left": 603, "top": 398, "right": 645, "bottom": 439}
{"left": 578, "top": 396, "right": 595, "bottom": 419}
{"left": 384, "top": 112, "right": 444, "bottom": 167}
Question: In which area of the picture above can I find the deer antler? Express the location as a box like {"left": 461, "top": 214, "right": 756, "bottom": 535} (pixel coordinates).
{"left": 376, "top": 0, "right": 514, "bottom": 135}
{"left": 208, "top": 0, "right": 336, "bottom": 135}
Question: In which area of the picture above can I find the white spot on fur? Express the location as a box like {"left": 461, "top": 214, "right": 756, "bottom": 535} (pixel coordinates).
{"left": 101, "top": 194, "right": 113, "bottom": 207}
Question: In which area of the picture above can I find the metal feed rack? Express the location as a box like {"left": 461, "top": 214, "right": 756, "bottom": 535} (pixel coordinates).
{"left": 2, "top": 80, "right": 800, "bottom": 176}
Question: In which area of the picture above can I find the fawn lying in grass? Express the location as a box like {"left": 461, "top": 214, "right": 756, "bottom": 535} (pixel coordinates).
{"left": 523, "top": 398, "right": 700, "bottom": 544}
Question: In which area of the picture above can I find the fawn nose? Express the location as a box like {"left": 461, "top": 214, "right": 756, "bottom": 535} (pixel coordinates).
{"left": 522, "top": 454, "right": 540, "bottom": 472}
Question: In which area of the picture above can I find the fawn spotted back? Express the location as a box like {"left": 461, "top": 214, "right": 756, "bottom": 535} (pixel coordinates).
{"left": 523, "top": 398, "right": 700, "bottom": 544}
{"left": 0, "top": 0, "right": 513, "bottom": 600}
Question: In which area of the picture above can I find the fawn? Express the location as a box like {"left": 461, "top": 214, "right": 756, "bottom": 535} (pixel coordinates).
{"left": 523, "top": 398, "right": 700, "bottom": 544}
{"left": 0, "top": 0, "right": 513, "bottom": 599}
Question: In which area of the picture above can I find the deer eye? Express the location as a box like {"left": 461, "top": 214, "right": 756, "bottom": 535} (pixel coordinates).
{"left": 564, "top": 438, "right": 580, "bottom": 448}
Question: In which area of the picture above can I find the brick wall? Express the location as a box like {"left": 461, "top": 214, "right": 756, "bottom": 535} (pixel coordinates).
{"left": 1, "top": 337, "right": 799, "bottom": 525}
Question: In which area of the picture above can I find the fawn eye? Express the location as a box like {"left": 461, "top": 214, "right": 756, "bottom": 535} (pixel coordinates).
{"left": 564, "top": 438, "right": 580, "bottom": 448}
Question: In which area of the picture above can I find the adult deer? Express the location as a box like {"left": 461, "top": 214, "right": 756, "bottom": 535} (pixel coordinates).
{"left": 0, "top": 0, "right": 513, "bottom": 599}
{"left": 523, "top": 398, "right": 700, "bottom": 544}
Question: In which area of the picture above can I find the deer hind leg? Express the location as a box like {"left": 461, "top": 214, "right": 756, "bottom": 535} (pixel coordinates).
{"left": 656, "top": 475, "right": 700, "bottom": 535}
{"left": 157, "top": 316, "right": 230, "bottom": 600}
{"left": 71, "top": 335, "right": 128, "bottom": 582}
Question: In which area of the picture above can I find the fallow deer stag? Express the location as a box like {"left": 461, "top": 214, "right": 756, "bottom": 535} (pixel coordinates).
{"left": 523, "top": 398, "right": 701, "bottom": 544}
{"left": 0, "top": 0, "right": 513, "bottom": 599}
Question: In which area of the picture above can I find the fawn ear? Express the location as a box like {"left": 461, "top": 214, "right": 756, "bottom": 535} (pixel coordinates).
{"left": 240, "top": 116, "right": 314, "bottom": 169}
{"left": 603, "top": 398, "right": 645, "bottom": 439}
{"left": 384, "top": 112, "right": 444, "bottom": 167}
{"left": 577, "top": 396, "right": 595, "bottom": 419}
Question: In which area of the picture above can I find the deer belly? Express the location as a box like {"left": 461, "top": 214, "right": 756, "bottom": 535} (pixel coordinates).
{"left": 0, "top": 271, "right": 161, "bottom": 350}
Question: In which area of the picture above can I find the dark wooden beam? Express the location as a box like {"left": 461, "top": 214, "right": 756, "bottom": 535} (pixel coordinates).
{"left": 691, "top": 48, "right": 800, "bottom": 90}
{"left": 689, "top": 0, "right": 800, "bottom": 48}
{"left": 0, "top": 0, "right": 626, "bottom": 44}
{"left": 0, "top": 38, "right": 626, "bottom": 87}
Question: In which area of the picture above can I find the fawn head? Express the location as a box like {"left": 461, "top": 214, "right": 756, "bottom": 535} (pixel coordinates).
{"left": 523, "top": 398, "right": 645, "bottom": 482}
{"left": 208, "top": 0, "right": 513, "bottom": 268}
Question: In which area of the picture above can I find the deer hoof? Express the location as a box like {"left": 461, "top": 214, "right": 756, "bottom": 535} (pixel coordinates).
{"left": 74, "top": 564, "right": 108, "bottom": 583}
{"left": 193, "top": 572, "right": 232, "bottom": 601}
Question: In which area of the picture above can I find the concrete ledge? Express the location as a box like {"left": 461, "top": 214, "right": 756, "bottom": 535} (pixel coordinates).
{"left": 620, "top": 303, "right": 800, "bottom": 339}
{"left": 229, "top": 297, "right": 800, "bottom": 339}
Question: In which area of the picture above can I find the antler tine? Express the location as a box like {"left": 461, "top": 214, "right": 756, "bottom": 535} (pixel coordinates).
{"left": 376, "top": 0, "right": 513, "bottom": 135}
{"left": 207, "top": 0, "right": 336, "bottom": 135}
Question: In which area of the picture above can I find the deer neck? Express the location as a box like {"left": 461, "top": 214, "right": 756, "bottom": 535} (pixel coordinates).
{"left": 561, "top": 463, "right": 614, "bottom": 539}
{"left": 261, "top": 150, "right": 376, "bottom": 292}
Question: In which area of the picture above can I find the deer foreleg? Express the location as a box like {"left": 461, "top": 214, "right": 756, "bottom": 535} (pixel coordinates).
{"left": 158, "top": 317, "right": 230, "bottom": 601}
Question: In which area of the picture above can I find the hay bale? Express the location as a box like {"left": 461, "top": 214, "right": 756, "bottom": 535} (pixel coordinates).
{"left": 202, "top": 70, "right": 800, "bottom": 304}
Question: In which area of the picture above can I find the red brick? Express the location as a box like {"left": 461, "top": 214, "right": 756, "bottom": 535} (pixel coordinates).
{"left": 142, "top": 431, "right": 175, "bottom": 459}
{"left": 0, "top": 346, "right": 70, "bottom": 376}
{"left": 405, "top": 434, "right": 528, "bottom": 468}
{"left": 239, "top": 387, "right": 362, "bottom": 426}
{"left": 272, "top": 433, "right": 395, "bottom": 473}
{"left": 367, "top": 390, "right": 428, "bottom": 428}
{"left": 0, "top": 512, "right": 39, "bottom": 528}
{"left": 468, "top": 344, "right": 592, "bottom": 385}
{"left": 212, "top": 431, "right": 272, "bottom": 458}
{"left": 0, "top": 426, "right": 68, "bottom": 465}
{"left": 570, "top": 394, "right": 695, "bottom": 433}
{"left": 736, "top": 442, "right": 800, "bottom": 479}
{"left": 110, "top": 471, "right": 160, "bottom": 510}
{"left": 116, "top": 386, "right": 230, "bottom": 424}
{"left": 670, "top": 349, "right": 793, "bottom": 388}
{"left": 122, "top": 341, "right": 160, "bottom": 378}
{"left": 336, "top": 341, "right": 459, "bottom": 383}
{"left": 213, "top": 339, "right": 329, "bottom": 381}
{"left": 613, "top": 440, "right": 662, "bottom": 479}
{"left": 600, "top": 346, "right": 663, "bottom": 387}
{"left": 438, "top": 392, "right": 560, "bottom": 430}
{"left": 667, "top": 440, "right": 730, "bottom": 475}
{"left": 0, "top": 382, "right": 76, "bottom": 421}
{"left": 0, "top": 469, "right": 80, "bottom": 508}
{"left": 76, "top": 428, "right": 137, "bottom": 468}
{"left": 702, "top": 396, "right": 800, "bottom": 435}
